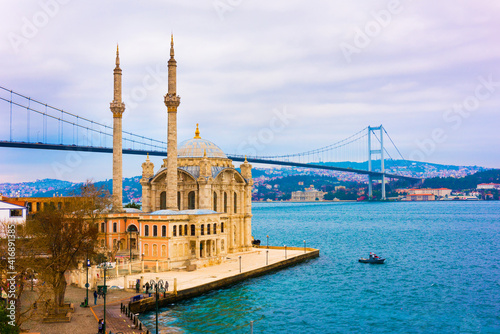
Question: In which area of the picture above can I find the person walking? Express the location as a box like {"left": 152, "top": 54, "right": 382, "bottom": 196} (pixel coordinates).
{"left": 98, "top": 318, "right": 103, "bottom": 333}
{"left": 93, "top": 290, "right": 98, "bottom": 305}
{"left": 135, "top": 279, "right": 140, "bottom": 293}
{"left": 145, "top": 282, "right": 150, "bottom": 294}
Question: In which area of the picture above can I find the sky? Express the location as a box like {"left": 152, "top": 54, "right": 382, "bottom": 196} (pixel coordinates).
{"left": 1, "top": 0, "right": 499, "bottom": 183}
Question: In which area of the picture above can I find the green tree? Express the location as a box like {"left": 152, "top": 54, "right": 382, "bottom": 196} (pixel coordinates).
{"left": 124, "top": 201, "right": 141, "bottom": 209}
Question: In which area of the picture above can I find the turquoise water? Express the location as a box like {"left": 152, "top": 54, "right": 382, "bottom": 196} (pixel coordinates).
{"left": 140, "top": 201, "right": 500, "bottom": 333}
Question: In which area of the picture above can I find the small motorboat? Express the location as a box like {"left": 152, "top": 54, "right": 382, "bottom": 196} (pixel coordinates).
{"left": 359, "top": 253, "right": 385, "bottom": 264}
{"left": 358, "top": 257, "right": 385, "bottom": 264}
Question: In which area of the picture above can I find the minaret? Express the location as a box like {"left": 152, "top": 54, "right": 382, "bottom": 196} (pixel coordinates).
{"left": 110, "top": 45, "right": 125, "bottom": 212}
{"left": 164, "top": 35, "right": 181, "bottom": 210}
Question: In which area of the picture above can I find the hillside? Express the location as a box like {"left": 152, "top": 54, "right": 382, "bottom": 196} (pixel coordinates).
{"left": 422, "top": 169, "right": 500, "bottom": 190}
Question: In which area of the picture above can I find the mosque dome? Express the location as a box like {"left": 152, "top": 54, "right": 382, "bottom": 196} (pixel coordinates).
{"left": 177, "top": 124, "right": 227, "bottom": 158}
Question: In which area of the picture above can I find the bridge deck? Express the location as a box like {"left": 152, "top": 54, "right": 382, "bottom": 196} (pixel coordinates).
{"left": 0, "top": 141, "right": 420, "bottom": 181}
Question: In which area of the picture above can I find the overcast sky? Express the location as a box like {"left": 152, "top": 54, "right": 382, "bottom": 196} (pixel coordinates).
{"left": 1, "top": 1, "right": 499, "bottom": 183}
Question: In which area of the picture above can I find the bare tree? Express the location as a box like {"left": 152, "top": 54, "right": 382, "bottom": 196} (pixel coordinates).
{"left": 25, "top": 181, "right": 110, "bottom": 311}
{"left": 0, "top": 220, "right": 49, "bottom": 329}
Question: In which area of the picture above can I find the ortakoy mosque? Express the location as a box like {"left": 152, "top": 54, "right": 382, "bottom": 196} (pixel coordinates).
{"left": 99, "top": 36, "right": 254, "bottom": 269}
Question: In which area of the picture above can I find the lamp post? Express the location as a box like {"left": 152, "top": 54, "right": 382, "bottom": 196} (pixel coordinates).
{"left": 98, "top": 261, "right": 112, "bottom": 334}
{"left": 239, "top": 256, "right": 242, "bottom": 273}
{"left": 150, "top": 278, "right": 165, "bottom": 334}
{"left": 266, "top": 235, "right": 269, "bottom": 249}
{"left": 85, "top": 257, "right": 90, "bottom": 307}
{"left": 27, "top": 268, "right": 34, "bottom": 291}
{"left": 303, "top": 240, "right": 306, "bottom": 254}
{"left": 284, "top": 245, "right": 287, "bottom": 259}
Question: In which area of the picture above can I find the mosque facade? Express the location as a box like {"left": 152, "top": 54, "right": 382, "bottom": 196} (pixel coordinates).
{"left": 97, "top": 37, "right": 254, "bottom": 268}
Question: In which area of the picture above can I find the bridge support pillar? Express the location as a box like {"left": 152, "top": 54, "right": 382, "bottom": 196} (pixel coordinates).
{"left": 381, "top": 175, "right": 386, "bottom": 200}
{"left": 367, "top": 125, "right": 386, "bottom": 200}
{"left": 368, "top": 176, "right": 373, "bottom": 199}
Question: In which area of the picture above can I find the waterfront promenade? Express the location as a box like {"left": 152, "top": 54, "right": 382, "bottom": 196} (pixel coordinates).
{"left": 21, "top": 247, "right": 318, "bottom": 334}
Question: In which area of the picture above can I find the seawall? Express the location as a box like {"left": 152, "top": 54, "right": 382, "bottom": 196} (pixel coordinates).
{"left": 129, "top": 248, "right": 319, "bottom": 314}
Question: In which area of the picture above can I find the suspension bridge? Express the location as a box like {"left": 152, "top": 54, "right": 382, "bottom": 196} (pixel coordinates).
{"left": 0, "top": 86, "right": 420, "bottom": 199}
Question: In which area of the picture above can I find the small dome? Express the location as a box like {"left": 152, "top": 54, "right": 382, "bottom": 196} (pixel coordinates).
{"left": 177, "top": 124, "right": 227, "bottom": 158}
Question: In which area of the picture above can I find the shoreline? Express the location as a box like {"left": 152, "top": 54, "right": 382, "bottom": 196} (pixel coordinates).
{"left": 129, "top": 247, "right": 319, "bottom": 314}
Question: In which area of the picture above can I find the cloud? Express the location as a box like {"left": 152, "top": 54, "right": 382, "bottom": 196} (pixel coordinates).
{"left": 1, "top": 0, "right": 500, "bottom": 182}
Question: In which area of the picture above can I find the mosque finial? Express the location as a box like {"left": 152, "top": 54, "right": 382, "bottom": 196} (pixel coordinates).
{"left": 194, "top": 123, "right": 201, "bottom": 139}
{"left": 170, "top": 34, "right": 175, "bottom": 58}
{"left": 115, "top": 44, "right": 120, "bottom": 67}
{"left": 244, "top": 155, "right": 247, "bottom": 162}
{"left": 146, "top": 153, "right": 150, "bottom": 161}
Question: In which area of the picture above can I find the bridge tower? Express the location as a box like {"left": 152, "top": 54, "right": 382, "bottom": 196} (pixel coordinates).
{"left": 164, "top": 35, "right": 181, "bottom": 210}
{"left": 367, "top": 126, "right": 386, "bottom": 200}
{"left": 110, "top": 45, "right": 126, "bottom": 212}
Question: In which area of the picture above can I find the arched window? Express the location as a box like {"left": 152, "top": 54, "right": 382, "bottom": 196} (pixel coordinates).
{"left": 201, "top": 224, "right": 205, "bottom": 236}
{"left": 234, "top": 192, "right": 238, "bottom": 213}
{"left": 221, "top": 222, "right": 224, "bottom": 233}
{"left": 213, "top": 192, "right": 217, "bottom": 211}
{"left": 224, "top": 192, "right": 228, "bottom": 213}
{"left": 179, "top": 225, "right": 182, "bottom": 236}
{"left": 113, "top": 222, "right": 117, "bottom": 233}
{"left": 207, "top": 224, "right": 211, "bottom": 235}
{"left": 177, "top": 191, "right": 181, "bottom": 210}
{"left": 184, "top": 225, "right": 188, "bottom": 236}
{"left": 101, "top": 222, "right": 105, "bottom": 233}
{"left": 144, "top": 225, "right": 149, "bottom": 237}
{"left": 153, "top": 225, "right": 158, "bottom": 237}
{"left": 160, "top": 191, "right": 166, "bottom": 210}
{"left": 127, "top": 224, "right": 138, "bottom": 233}
{"left": 190, "top": 224, "right": 195, "bottom": 236}
{"left": 188, "top": 191, "right": 196, "bottom": 210}
{"left": 162, "top": 225, "right": 166, "bottom": 237}
{"left": 173, "top": 225, "right": 177, "bottom": 237}
{"left": 144, "top": 244, "right": 149, "bottom": 256}
{"left": 213, "top": 223, "right": 217, "bottom": 234}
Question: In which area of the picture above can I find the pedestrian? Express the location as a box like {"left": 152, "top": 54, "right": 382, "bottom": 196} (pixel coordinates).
{"left": 165, "top": 281, "right": 169, "bottom": 291}
{"left": 93, "top": 290, "right": 98, "bottom": 305}
{"left": 135, "top": 280, "right": 140, "bottom": 293}
{"left": 145, "top": 282, "right": 150, "bottom": 293}
{"left": 98, "top": 318, "right": 103, "bottom": 333}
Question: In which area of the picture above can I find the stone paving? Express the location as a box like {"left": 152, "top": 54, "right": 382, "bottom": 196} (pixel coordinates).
{"left": 92, "top": 299, "right": 145, "bottom": 334}
{"left": 20, "top": 285, "right": 138, "bottom": 334}
{"left": 20, "top": 247, "right": 314, "bottom": 334}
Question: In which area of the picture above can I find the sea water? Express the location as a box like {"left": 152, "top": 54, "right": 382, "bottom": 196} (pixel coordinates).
{"left": 139, "top": 201, "right": 500, "bottom": 333}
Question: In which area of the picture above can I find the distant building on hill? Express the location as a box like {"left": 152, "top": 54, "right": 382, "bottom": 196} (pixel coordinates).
{"left": 403, "top": 193, "right": 436, "bottom": 201}
{"left": 291, "top": 187, "right": 326, "bottom": 201}
{"left": 477, "top": 183, "right": 500, "bottom": 190}
{"left": 408, "top": 188, "right": 452, "bottom": 198}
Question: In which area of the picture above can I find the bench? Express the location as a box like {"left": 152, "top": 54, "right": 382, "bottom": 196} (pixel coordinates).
{"left": 131, "top": 295, "right": 142, "bottom": 302}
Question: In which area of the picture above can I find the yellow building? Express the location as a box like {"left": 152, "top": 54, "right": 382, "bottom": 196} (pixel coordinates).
{"left": 98, "top": 37, "right": 253, "bottom": 269}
